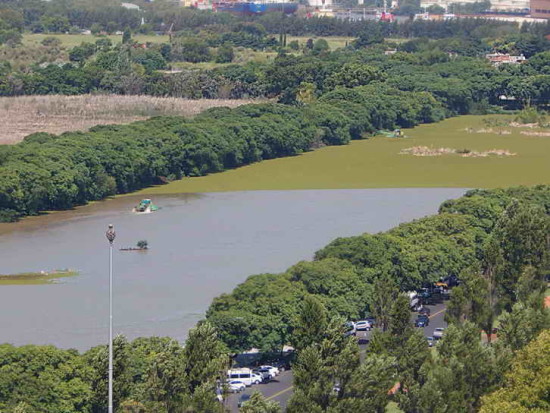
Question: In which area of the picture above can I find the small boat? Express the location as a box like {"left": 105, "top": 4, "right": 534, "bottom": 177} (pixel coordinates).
{"left": 133, "top": 199, "right": 159, "bottom": 214}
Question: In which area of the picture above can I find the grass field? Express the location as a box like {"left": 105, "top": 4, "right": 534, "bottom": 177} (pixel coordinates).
{"left": 0, "top": 95, "right": 258, "bottom": 144}
{"left": 23, "top": 33, "right": 353, "bottom": 50}
{"left": 23, "top": 33, "right": 169, "bottom": 47}
{"left": 137, "top": 115, "right": 550, "bottom": 194}
{"left": 287, "top": 36, "right": 354, "bottom": 50}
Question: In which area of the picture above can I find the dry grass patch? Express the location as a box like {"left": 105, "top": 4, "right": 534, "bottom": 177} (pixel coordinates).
{"left": 0, "top": 94, "right": 259, "bottom": 144}
{"left": 400, "top": 146, "right": 516, "bottom": 157}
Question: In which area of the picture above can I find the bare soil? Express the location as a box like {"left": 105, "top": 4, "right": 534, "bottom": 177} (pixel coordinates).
{"left": 0, "top": 94, "right": 258, "bottom": 144}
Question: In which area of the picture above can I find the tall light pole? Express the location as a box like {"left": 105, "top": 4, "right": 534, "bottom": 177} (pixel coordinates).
{"left": 105, "top": 224, "right": 116, "bottom": 413}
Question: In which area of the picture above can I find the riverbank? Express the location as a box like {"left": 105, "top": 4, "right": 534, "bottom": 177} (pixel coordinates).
{"left": 137, "top": 115, "right": 550, "bottom": 194}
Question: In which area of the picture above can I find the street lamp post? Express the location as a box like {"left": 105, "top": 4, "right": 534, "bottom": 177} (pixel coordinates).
{"left": 105, "top": 224, "right": 116, "bottom": 413}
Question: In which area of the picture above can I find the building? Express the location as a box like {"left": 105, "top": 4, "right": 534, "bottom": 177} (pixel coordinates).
{"left": 309, "top": 0, "right": 333, "bottom": 7}
{"left": 420, "top": 0, "right": 529, "bottom": 11}
{"left": 531, "top": 0, "right": 550, "bottom": 17}
{"left": 121, "top": 2, "right": 140, "bottom": 10}
{"left": 485, "top": 52, "right": 527, "bottom": 66}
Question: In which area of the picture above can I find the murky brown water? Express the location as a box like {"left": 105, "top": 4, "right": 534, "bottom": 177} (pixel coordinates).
{"left": 0, "top": 189, "right": 465, "bottom": 350}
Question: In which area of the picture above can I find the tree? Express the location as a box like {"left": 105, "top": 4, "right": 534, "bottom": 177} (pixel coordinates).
{"left": 181, "top": 322, "right": 227, "bottom": 411}
{"left": 142, "top": 338, "right": 186, "bottom": 412}
{"left": 69, "top": 43, "right": 96, "bottom": 64}
{"left": 421, "top": 322, "right": 500, "bottom": 411}
{"left": 491, "top": 200, "right": 550, "bottom": 308}
{"left": 172, "top": 38, "right": 211, "bottom": 63}
{"left": 354, "top": 24, "right": 384, "bottom": 48}
{"left": 122, "top": 28, "right": 132, "bottom": 44}
{"left": 427, "top": 4, "right": 446, "bottom": 14}
{"left": 296, "top": 82, "right": 316, "bottom": 104}
{"left": 288, "top": 319, "right": 362, "bottom": 412}
{"left": 325, "top": 63, "right": 385, "bottom": 89}
{"left": 240, "top": 391, "right": 282, "bottom": 413}
{"left": 369, "top": 276, "right": 399, "bottom": 332}
{"left": 497, "top": 303, "right": 549, "bottom": 351}
{"left": 136, "top": 240, "right": 148, "bottom": 249}
{"left": 86, "top": 335, "right": 131, "bottom": 413}
{"left": 311, "top": 39, "right": 329, "bottom": 56}
{"left": 291, "top": 295, "right": 328, "bottom": 352}
{"left": 215, "top": 43, "right": 234, "bottom": 63}
{"left": 0, "top": 344, "right": 92, "bottom": 412}
{"left": 480, "top": 330, "right": 550, "bottom": 412}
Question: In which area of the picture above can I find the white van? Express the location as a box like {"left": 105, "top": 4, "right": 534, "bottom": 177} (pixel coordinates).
{"left": 227, "top": 368, "right": 256, "bottom": 386}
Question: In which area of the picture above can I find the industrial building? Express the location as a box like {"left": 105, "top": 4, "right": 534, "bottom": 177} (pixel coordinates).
{"left": 531, "top": 0, "right": 550, "bottom": 17}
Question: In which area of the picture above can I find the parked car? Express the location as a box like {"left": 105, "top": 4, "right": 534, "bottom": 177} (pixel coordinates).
{"left": 227, "top": 368, "right": 256, "bottom": 386}
{"left": 415, "top": 315, "right": 430, "bottom": 327}
{"left": 418, "top": 306, "right": 431, "bottom": 316}
{"left": 344, "top": 321, "right": 356, "bottom": 337}
{"left": 426, "top": 337, "right": 435, "bottom": 347}
{"left": 355, "top": 320, "right": 372, "bottom": 331}
{"left": 433, "top": 327, "right": 445, "bottom": 339}
{"left": 259, "top": 365, "right": 280, "bottom": 376}
{"left": 228, "top": 380, "right": 246, "bottom": 393}
{"left": 254, "top": 368, "right": 274, "bottom": 381}
{"left": 251, "top": 373, "right": 263, "bottom": 384}
{"left": 238, "top": 393, "right": 251, "bottom": 407}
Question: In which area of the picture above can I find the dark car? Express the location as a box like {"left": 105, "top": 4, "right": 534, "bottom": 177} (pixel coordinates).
{"left": 415, "top": 315, "right": 430, "bottom": 327}
{"left": 418, "top": 307, "right": 431, "bottom": 316}
{"left": 238, "top": 393, "right": 251, "bottom": 408}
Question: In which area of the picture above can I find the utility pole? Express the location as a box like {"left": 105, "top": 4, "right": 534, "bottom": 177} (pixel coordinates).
{"left": 105, "top": 224, "right": 116, "bottom": 413}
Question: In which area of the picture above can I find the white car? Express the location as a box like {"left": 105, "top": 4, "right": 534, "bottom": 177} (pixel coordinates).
{"left": 259, "top": 365, "right": 280, "bottom": 376}
{"left": 251, "top": 373, "right": 263, "bottom": 384}
{"left": 355, "top": 320, "right": 372, "bottom": 331}
{"left": 228, "top": 380, "right": 246, "bottom": 393}
{"left": 433, "top": 328, "right": 445, "bottom": 339}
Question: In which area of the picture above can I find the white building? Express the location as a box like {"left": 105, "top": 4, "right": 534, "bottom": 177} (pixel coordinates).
{"left": 121, "top": 2, "right": 140, "bottom": 10}
{"left": 309, "top": 0, "right": 333, "bottom": 7}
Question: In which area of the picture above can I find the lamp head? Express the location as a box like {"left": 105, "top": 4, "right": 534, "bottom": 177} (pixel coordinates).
{"left": 106, "top": 224, "right": 116, "bottom": 244}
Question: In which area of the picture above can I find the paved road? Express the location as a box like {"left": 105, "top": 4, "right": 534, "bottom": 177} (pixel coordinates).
{"left": 225, "top": 370, "right": 293, "bottom": 412}
{"left": 226, "top": 302, "right": 447, "bottom": 412}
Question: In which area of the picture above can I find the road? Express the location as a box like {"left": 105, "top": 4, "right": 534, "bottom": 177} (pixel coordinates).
{"left": 225, "top": 370, "right": 294, "bottom": 412}
{"left": 226, "top": 302, "right": 447, "bottom": 412}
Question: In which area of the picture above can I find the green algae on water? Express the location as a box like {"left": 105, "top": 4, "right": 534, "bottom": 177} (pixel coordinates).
{"left": 0, "top": 269, "right": 78, "bottom": 285}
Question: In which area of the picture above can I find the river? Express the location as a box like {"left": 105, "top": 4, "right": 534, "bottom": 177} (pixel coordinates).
{"left": 0, "top": 188, "right": 465, "bottom": 351}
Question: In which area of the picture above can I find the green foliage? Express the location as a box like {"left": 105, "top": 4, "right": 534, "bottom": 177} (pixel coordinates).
{"left": 171, "top": 37, "right": 211, "bottom": 63}
{"left": 241, "top": 391, "right": 282, "bottom": 413}
{"left": 291, "top": 295, "right": 329, "bottom": 352}
{"left": 0, "top": 327, "right": 229, "bottom": 412}
{"left": 325, "top": 63, "right": 385, "bottom": 89}
{"left": 514, "top": 107, "right": 547, "bottom": 125}
{"left": 0, "top": 344, "right": 92, "bottom": 412}
{"left": 122, "top": 28, "right": 132, "bottom": 45}
{"left": 215, "top": 43, "right": 234, "bottom": 63}
{"left": 480, "top": 329, "right": 550, "bottom": 413}
{"left": 412, "top": 322, "right": 502, "bottom": 412}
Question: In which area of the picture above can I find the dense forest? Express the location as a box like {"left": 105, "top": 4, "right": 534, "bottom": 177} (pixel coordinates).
{"left": 1, "top": 186, "right": 548, "bottom": 412}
